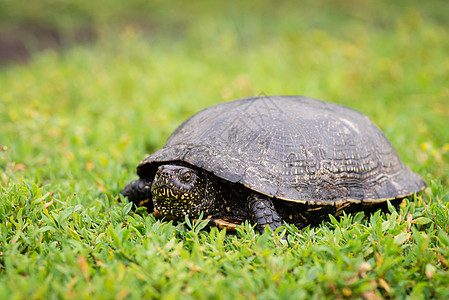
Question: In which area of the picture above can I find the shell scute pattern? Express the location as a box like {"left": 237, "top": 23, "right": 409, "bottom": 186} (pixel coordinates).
{"left": 138, "top": 95, "right": 426, "bottom": 206}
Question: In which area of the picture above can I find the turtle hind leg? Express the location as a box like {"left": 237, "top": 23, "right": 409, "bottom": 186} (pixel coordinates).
{"left": 119, "top": 178, "right": 153, "bottom": 211}
{"left": 247, "top": 193, "right": 284, "bottom": 235}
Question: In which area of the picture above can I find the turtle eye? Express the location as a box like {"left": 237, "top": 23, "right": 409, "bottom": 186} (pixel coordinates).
{"left": 180, "top": 170, "right": 195, "bottom": 184}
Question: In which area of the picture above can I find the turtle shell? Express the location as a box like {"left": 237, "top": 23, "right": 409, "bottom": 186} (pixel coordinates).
{"left": 137, "top": 95, "right": 426, "bottom": 206}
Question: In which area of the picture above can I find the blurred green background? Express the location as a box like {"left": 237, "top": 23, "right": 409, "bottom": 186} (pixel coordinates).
{"left": 1, "top": 0, "right": 449, "bottom": 298}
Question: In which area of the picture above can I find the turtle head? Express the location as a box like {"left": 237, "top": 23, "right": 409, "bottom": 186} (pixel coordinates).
{"left": 151, "top": 164, "right": 218, "bottom": 219}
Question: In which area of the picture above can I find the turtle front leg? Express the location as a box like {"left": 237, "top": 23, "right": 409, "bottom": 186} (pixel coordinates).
{"left": 120, "top": 178, "right": 154, "bottom": 211}
{"left": 247, "top": 193, "right": 284, "bottom": 235}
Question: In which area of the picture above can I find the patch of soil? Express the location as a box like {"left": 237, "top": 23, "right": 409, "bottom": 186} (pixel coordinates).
{"left": 0, "top": 23, "right": 96, "bottom": 65}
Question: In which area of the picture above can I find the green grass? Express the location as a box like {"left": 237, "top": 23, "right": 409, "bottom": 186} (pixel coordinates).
{"left": 1, "top": 0, "right": 449, "bottom": 298}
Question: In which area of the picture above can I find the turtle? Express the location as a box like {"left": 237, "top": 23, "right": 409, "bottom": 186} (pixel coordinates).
{"left": 119, "top": 95, "right": 426, "bottom": 235}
